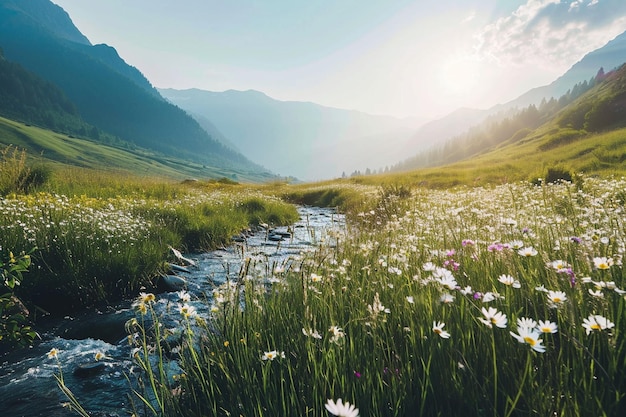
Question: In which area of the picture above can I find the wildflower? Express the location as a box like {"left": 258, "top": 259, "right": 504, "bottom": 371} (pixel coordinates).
{"left": 478, "top": 307, "right": 507, "bottom": 329}
{"left": 588, "top": 289, "right": 604, "bottom": 298}
{"left": 509, "top": 240, "right": 524, "bottom": 250}
{"left": 388, "top": 266, "right": 402, "bottom": 275}
{"left": 535, "top": 285, "right": 548, "bottom": 292}
{"left": 443, "top": 259, "right": 460, "bottom": 271}
{"left": 325, "top": 398, "right": 359, "bottom": 417}
{"left": 440, "top": 293, "right": 455, "bottom": 304}
{"left": 178, "top": 303, "right": 198, "bottom": 319}
{"left": 434, "top": 268, "right": 457, "bottom": 289}
{"left": 510, "top": 327, "right": 546, "bottom": 353}
{"left": 593, "top": 257, "right": 614, "bottom": 270}
{"left": 460, "top": 286, "right": 473, "bottom": 296}
{"left": 481, "top": 292, "right": 498, "bottom": 303}
{"left": 353, "top": 370, "right": 362, "bottom": 378}
{"left": 367, "top": 292, "right": 390, "bottom": 318}
{"left": 310, "top": 273, "right": 323, "bottom": 282}
{"left": 502, "top": 218, "right": 517, "bottom": 227}
{"left": 432, "top": 321, "right": 451, "bottom": 339}
{"left": 261, "top": 350, "right": 285, "bottom": 361}
{"left": 548, "top": 260, "right": 570, "bottom": 273}
{"left": 138, "top": 292, "right": 156, "bottom": 304}
{"left": 582, "top": 314, "right": 615, "bottom": 335}
{"left": 537, "top": 320, "right": 558, "bottom": 334}
{"left": 516, "top": 317, "right": 537, "bottom": 330}
{"left": 547, "top": 290, "right": 567, "bottom": 308}
{"left": 177, "top": 290, "right": 191, "bottom": 303}
{"left": 422, "top": 262, "right": 436, "bottom": 271}
{"left": 518, "top": 247, "right": 538, "bottom": 257}
{"left": 329, "top": 326, "right": 345, "bottom": 343}
{"left": 406, "top": 296, "right": 415, "bottom": 304}
{"left": 498, "top": 274, "right": 521, "bottom": 288}
{"left": 302, "top": 328, "right": 323, "bottom": 339}
{"left": 488, "top": 242, "right": 505, "bottom": 252}
{"left": 46, "top": 348, "right": 59, "bottom": 359}
{"left": 134, "top": 302, "right": 148, "bottom": 315}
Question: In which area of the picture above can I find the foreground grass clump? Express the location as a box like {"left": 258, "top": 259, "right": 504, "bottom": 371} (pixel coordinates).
{"left": 0, "top": 169, "right": 298, "bottom": 315}
{"left": 116, "top": 176, "right": 625, "bottom": 417}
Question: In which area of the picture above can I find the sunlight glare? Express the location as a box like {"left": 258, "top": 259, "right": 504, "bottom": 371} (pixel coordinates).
{"left": 439, "top": 55, "right": 481, "bottom": 99}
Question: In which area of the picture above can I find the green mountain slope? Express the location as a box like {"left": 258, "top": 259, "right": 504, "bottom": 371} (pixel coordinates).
{"left": 390, "top": 64, "right": 626, "bottom": 186}
{"left": 0, "top": 116, "right": 277, "bottom": 182}
{"left": 0, "top": 0, "right": 269, "bottom": 178}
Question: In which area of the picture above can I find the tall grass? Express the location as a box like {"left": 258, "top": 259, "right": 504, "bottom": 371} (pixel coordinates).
{"left": 0, "top": 145, "right": 50, "bottom": 195}
{"left": 115, "top": 176, "right": 625, "bottom": 416}
{"left": 0, "top": 165, "right": 298, "bottom": 315}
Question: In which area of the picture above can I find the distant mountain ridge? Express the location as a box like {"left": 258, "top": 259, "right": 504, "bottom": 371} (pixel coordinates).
{"left": 512, "top": 31, "right": 626, "bottom": 109}
{"left": 0, "top": 0, "right": 271, "bottom": 180}
{"left": 159, "top": 88, "right": 420, "bottom": 180}
{"left": 2, "top": 0, "right": 89, "bottom": 44}
{"left": 401, "top": 29, "right": 626, "bottom": 158}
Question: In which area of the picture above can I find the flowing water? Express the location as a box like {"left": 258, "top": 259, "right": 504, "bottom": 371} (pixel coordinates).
{"left": 0, "top": 206, "right": 344, "bottom": 417}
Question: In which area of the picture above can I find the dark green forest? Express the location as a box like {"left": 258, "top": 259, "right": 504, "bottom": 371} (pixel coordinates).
{"left": 0, "top": 0, "right": 265, "bottom": 174}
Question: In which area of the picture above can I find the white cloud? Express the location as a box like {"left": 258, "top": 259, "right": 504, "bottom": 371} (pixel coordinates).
{"left": 462, "top": 11, "right": 476, "bottom": 24}
{"left": 474, "top": 0, "right": 626, "bottom": 70}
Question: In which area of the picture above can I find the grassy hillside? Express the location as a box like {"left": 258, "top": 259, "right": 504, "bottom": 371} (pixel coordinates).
{"left": 0, "top": 116, "right": 277, "bottom": 182}
{"left": 344, "top": 67, "right": 626, "bottom": 189}
{"left": 344, "top": 125, "right": 626, "bottom": 189}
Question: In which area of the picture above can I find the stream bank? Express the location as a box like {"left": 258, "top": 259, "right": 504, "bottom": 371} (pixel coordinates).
{"left": 0, "top": 206, "right": 344, "bottom": 417}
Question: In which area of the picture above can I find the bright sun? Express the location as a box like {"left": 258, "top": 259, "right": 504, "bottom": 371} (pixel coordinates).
{"left": 439, "top": 56, "right": 481, "bottom": 98}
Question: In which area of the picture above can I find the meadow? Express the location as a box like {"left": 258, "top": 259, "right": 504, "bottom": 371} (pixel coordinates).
{"left": 2, "top": 144, "right": 625, "bottom": 415}
{"left": 0, "top": 149, "right": 298, "bottom": 349}
{"left": 50, "top": 174, "right": 626, "bottom": 416}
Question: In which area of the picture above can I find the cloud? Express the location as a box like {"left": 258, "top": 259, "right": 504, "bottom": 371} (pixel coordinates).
{"left": 462, "top": 11, "right": 476, "bottom": 24}
{"left": 474, "top": 0, "right": 626, "bottom": 70}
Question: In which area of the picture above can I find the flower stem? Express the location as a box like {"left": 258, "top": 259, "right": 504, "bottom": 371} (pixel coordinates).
{"left": 505, "top": 352, "right": 531, "bottom": 417}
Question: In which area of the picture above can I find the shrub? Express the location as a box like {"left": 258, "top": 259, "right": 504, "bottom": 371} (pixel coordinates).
{"left": 545, "top": 166, "right": 573, "bottom": 184}
{"left": 0, "top": 249, "right": 36, "bottom": 352}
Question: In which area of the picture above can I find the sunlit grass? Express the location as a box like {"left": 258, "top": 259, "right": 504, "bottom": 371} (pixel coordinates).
{"left": 0, "top": 167, "right": 298, "bottom": 314}
{"left": 95, "top": 176, "right": 626, "bottom": 416}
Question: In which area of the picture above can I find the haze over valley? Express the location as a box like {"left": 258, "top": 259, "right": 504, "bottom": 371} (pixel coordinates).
{"left": 2, "top": 0, "right": 626, "bottom": 180}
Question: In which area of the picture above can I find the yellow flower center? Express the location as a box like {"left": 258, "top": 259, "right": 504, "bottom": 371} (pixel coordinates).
{"left": 591, "top": 323, "right": 601, "bottom": 330}
{"left": 523, "top": 336, "right": 536, "bottom": 346}
{"left": 553, "top": 297, "right": 561, "bottom": 303}
{"left": 434, "top": 328, "right": 442, "bottom": 334}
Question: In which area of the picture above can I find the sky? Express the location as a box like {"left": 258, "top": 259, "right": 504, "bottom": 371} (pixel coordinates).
{"left": 51, "top": 0, "right": 626, "bottom": 120}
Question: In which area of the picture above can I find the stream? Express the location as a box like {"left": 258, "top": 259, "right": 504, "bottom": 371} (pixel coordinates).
{"left": 0, "top": 206, "right": 344, "bottom": 417}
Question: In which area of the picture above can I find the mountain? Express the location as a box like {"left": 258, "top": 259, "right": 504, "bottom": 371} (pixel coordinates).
{"left": 0, "top": 48, "right": 81, "bottom": 127}
{"left": 0, "top": 0, "right": 271, "bottom": 180}
{"left": 159, "top": 88, "right": 419, "bottom": 180}
{"left": 400, "top": 29, "right": 626, "bottom": 160}
{"left": 510, "top": 31, "right": 626, "bottom": 109}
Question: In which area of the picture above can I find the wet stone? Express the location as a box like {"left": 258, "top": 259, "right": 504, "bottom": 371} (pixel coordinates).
{"left": 73, "top": 362, "right": 106, "bottom": 378}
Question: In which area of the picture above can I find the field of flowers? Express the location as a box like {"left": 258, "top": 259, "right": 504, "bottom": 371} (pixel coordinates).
{"left": 0, "top": 186, "right": 298, "bottom": 319}
{"left": 108, "top": 176, "right": 626, "bottom": 417}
